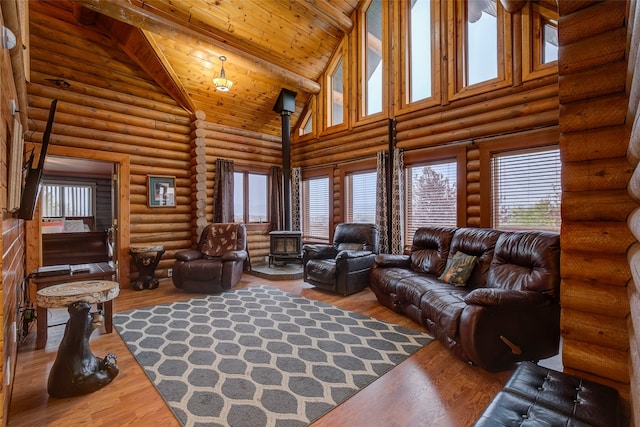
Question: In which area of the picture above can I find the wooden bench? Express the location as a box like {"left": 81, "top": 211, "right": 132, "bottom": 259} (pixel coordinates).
{"left": 31, "top": 262, "right": 115, "bottom": 349}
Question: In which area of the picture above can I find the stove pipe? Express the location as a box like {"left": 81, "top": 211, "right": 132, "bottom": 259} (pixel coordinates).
{"left": 273, "top": 89, "right": 297, "bottom": 231}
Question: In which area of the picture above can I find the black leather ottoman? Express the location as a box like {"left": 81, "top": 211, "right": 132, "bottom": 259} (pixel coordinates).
{"left": 474, "top": 361, "right": 622, "bottom": 427}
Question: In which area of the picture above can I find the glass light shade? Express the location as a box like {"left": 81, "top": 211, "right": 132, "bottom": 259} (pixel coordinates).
{"left": 214, "top": 76, "right": 233, "bottom": 91}
{"left": 214, "top": 56, "right": 233, "bottom": 91}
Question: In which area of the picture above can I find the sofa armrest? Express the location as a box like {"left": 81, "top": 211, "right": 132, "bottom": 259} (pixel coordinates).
{"left": 459, "top": 293, "right": 561, "bottom": 371}
{"left": 222, "top": 250, "right": 248, "bottom": 262}
{"left": 175, "top": 249, "right": 203, "bottom": 262}
{"left": 336, "top": 249, "right": 373, "bottom": 260}
{"left": 463, "top": 288, "right": 548, "bottom": 308}
{"left": 302, "top": 244, "right": 338, "bottom": 260}
{"left": 373, "top": 254, "right": 411, "bottom": 268}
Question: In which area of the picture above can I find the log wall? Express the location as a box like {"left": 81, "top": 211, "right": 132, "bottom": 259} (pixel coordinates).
{"left": 197, "top": 119, "right": 283, "bottom": 263}
{"left": 0, "top": 4, "right": 23, "bottom": 424}
{"left": 26, "top": 1, "right": 192, "bottom": 283}
{"left": 26, "top": 1, "right": 283, "bottom": 279}
{"left": 557, "top": 0, "right": 633, "bottom": 410}
{"left": 623, "top": 0, "right": 640, "bottom": 423}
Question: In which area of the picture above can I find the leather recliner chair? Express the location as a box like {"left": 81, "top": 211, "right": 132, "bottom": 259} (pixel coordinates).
{"left": 302, "top": 223, "right": 379, "bottom": 296}
{"left": 172, "top": 223, "right": 248, "bottom": 293}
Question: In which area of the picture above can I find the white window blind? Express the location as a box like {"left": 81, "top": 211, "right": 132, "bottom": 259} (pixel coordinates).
{"left": 41, "top": 183, "right": 94, "bottom": 217}
{"left": 492, "top": 147, "right": 560, "bottom": 231}
{"left": 302, "top": 177, "right": 329, "bottom": 241}
{"left": 405, "top": 161, "right": 457, "bottom": 246}
{"left": 345, "top": 171, "right": 376, "bottom": 223}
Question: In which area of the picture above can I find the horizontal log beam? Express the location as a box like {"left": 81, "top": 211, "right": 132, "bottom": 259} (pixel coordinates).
{"left": 560, "top": 279, "right": 629, "bottom": 319}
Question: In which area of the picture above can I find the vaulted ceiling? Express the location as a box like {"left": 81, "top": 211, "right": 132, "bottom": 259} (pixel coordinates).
{"left": 70, "top": 0, "right": 361, "bottom": 137}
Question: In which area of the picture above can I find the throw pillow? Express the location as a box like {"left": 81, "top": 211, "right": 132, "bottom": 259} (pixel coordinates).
{"left": 438, "top": 251, "right": 477, "bottom": 286}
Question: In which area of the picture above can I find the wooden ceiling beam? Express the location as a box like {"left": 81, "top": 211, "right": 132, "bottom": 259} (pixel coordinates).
{"left": 74, "top": 0, "right": 321, "bottom": 95}
{"left": 294, "top": 0, "right": 354, "bottom": 33}
{"left": 97, "top": 18, "right": 195, "bottom": 113}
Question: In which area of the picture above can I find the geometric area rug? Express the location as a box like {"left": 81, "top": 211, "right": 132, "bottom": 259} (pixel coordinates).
{"left": 113, "top": 285, "right": 433, "bottom": 427}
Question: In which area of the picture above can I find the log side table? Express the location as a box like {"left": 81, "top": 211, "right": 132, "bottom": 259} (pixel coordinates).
{"left": 129, "top": 245, "right": 165, "bottom": 291}
{"left": 36, "top": 280, "right": 120, "bottom": 397}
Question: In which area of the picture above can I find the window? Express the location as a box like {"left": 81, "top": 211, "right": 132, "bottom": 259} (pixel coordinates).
{"left": 302, "top": 176, "right": 330, "bottom": 241}
{"left": 299, "top": 110, "right": 313, "bottom": 136}
{"left": 405, "top": 160, "right": 458, "bottom": 247}
{"left": 41, "top": 182, "right": 94, "bottom": 217}
{"left": 362, "top": 0, "right": 384, "bottom": 117}
{"left": 328, "top": 57, "right": 345, "bottom": 126}
{"left": 522, "top": 4, "right": 558, "bottom": 80}
{"left": 491, "top": 147, "right": 560, "bottom": 232}
{"left": 449, "top": 0, "right": 511, "bottom": 98}
{"left": 233, "top": 171, "right": 268, "bottom": 223}
{"left": 542, "top": 19, "right": 558, "bottom": 64}
{"left": 408, "top": 0, "right": 433, "bottom": 103}
{"left": 345, "top": 170, "right": 377, "bottom": 223}
{"left": 466, "top": 0, "right": 498, "bottom": 86}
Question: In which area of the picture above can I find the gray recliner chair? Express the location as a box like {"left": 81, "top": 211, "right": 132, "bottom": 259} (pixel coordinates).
{"left": 302, "top": 223, "right": 379, "bottom": 296}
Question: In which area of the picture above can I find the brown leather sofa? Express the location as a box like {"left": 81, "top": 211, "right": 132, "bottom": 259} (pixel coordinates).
{"left": 370, "top": 226, "right": 560, "bottom": 372}
{"left": 302, "top": 223, "right": 379, "bottom": 295}
{"left": 172, "top": 223, "right": 248, "bottom": 293}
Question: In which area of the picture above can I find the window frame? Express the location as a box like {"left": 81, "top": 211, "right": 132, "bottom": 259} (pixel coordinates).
{"left": 356, "top": 0, "right": 389, "bottom": 125}
{"left": 233, "top": 166, "right": 271, "bottom": 231}
{"left": 323, "top": 43, "right": 349, "bottom": 133}
{"left": 447, "top": 0, "right": 513, "bottom": 101}
{"left": 479, "top": 127, "right": 560, "bottom": 229}
{"left": 403, "top": 145, "right": 467, "bottom": 249}
{"left": 394, "top": 0, "right": 442, "bottom": 115}
{"left": 340, "top": 159, "right": 377, "bottom": 224}
{"left": 301, "top": 167, "right": 335, "bottom": 243}
{"left": 522, "top": 3, "right": 558, "bottom": 81}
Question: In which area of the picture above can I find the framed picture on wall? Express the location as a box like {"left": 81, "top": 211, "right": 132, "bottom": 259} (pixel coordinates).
{"left": 148, "top": 175, "right": 175, "bottom": 207}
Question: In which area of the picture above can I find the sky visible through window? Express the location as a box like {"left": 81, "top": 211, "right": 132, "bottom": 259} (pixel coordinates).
{"left": 467, "top": 5, "right": 498, "bottom": 85}
{"left": 410, "top": 0, "right": 432, "bottom": 102}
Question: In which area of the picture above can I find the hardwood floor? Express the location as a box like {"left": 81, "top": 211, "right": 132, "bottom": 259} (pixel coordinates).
{"left": 8, "top": 274, "right": 513, "bottom": 426}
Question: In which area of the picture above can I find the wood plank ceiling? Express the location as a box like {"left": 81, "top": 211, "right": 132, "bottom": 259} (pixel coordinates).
{"left": 69, "top": 0, "right": 361, "bottom": 136}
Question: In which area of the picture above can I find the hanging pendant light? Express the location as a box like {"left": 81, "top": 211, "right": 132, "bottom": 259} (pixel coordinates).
{"left": 213, "top": 56, "right": 233, "bottom": 92}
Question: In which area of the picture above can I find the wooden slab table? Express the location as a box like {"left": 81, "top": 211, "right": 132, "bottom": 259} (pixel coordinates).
{"left": 31, "top": 262, "right": 115, "bottom": 349}
{"left": 36, "top": 280, "right": 120, "bottom": 397}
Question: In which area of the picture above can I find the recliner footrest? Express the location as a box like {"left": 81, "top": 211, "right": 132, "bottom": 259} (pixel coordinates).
{"left": 474, "top": 361, "right": 622, "bottom": 427}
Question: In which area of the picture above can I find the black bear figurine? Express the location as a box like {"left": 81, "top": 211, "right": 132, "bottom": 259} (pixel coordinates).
{"left": 47, "top": 301, "right": 119, "bottom": 398}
